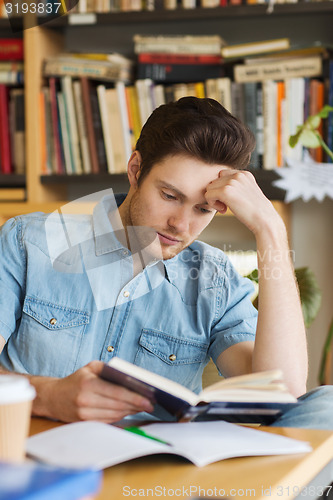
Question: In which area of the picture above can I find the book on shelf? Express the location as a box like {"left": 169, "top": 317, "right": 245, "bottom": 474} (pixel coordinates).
{"left": 137, "top": 62, "right": 224, "bottom": 83}
{"left": 243, "top": 42, "right": 331, "bottom": 66}
{"left": 9, "top": 87, "right": 25, "bottom": 175}
{"left": 49, "top": 77, "right": 66, "bottom": 174}
{"left": 26, "top": 420, "right": 311, "bottom": 470}
{"left": 133, "top": 34, "right": 225, "bottom": 56}
{"left": 138, "top": 53, "right": 223, "bottom": 65}
{"left": 221, "top": 38, "right": 290, "bottom": 60}
{"left": 0, "top": 38, "right": 23, "bottom": 61}
{"left": 0, "top": 461, "right": 102, "bottom": 500}
{"left": 0, "top": 84, "right": 13, "bottom": 174}
{"left": 80, "top": 77, "right": 104, "bottom": 174}
{"left": 100, "top": 357, "right": 298, "bottom": 424}
{"left": 72, "top": 80, "right": 92, "bottom": 174}
{"left": 61, "top": 76, "right": 83, "bottom": 175}
{"left": 43, "top": 54, "right": 133, "bottom": 83}
{"left": 234, "top": 56, "right": 323, "bottom": 83}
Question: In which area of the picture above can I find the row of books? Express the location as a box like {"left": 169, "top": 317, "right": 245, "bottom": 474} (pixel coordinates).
{"left": 39, "top": 71, "right": 331, "bottom": 177}
{"left": 0, "top": 84, "right": 25, "bottom": 175}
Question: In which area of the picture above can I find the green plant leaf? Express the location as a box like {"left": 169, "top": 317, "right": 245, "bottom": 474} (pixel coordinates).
{"left": 295, "top": 267, "right": 322, "bottom": 328}
{"left": 317, "top": 105, "right": 333, "bottom": 119}
{"left": 306, "top": 115, "right": 321, "bottom": 129}
{"left": 298, "top": 129, "right": 322, "bottom": 148}
{"left": 245, "top": 269, "right": 259, "bottom": 283}
{"left": 289, "top": 134, "right": 300, "bottom": 148}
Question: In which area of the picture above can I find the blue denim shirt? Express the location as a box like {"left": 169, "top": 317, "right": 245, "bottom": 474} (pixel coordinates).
{"left": 0, "top": 191, "right": 257, "bottom": 401}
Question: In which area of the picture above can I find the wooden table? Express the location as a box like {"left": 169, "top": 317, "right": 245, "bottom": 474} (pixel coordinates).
{"left": 29, "top": 418, "right": 333, "bottom": 500}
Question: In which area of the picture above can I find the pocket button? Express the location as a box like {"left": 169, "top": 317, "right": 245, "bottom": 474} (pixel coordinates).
{"left": 169, "top": 354, "right": 176, "bottom": 361}
{"left": 49, "top": 318, "right": 57, "bottom": 325}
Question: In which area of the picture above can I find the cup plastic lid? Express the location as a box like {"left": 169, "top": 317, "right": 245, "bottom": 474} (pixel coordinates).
{"left": 0, "top": 375, "right": 36, "bottom": 404}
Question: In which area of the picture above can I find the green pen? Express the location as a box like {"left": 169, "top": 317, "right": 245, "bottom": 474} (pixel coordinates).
{"left": 124, "top": 426, "right": 171, "bottom": 446}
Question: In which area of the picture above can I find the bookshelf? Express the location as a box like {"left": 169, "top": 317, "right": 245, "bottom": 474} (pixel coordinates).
{"left": 1, "top": 3, "right": 333, "bottom": 220}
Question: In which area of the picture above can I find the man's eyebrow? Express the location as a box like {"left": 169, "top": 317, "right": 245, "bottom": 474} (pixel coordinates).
{"left": 157, "top": 181, "right": 210, "bottom": 206}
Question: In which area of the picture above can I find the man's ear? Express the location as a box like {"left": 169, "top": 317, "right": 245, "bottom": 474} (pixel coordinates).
{"left": 127, "top": 151, "right": 142, "bottom": 188}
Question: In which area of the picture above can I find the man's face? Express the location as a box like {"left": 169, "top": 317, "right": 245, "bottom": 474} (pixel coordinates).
{"left": 126, "top": 155, "right": 229, "bottom": 260}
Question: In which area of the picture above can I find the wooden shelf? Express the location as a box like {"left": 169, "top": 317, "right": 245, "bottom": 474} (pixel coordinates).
{"left": 0, "top": 16, "right": 23, "bottom": 30}
{"left": 0, "top": 175, "right": 25, "bottom": 187}
{"left": 37, "top": 2, "right": 333, "bottom": 28}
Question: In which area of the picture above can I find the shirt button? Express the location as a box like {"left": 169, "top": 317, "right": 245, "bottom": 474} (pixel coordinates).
{"left": 50, "top": 318, "right": 57, "bottom": 325}
{"left": 123, "top": 290, "right": 130, "bottom": 298}
{"left": 107, "top": 346, "right": 114, "bottom": 352}
{"left": 122, "top": 249, "right": 129, "bottom": 256}
{"left": 169, "top": 354, "right": 176, "bottom": 361}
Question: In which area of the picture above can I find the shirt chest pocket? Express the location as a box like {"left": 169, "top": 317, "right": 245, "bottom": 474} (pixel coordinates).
{"left": 134, "top": 329, "right": 209, "bottom": 392}
{"left": 14, "top": 297, "right": 89, "bottom": 378}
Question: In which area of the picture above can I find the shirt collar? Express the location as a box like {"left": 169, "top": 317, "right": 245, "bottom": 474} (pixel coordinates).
{"left": 92, "top": 192, "right": 127, "bottom": 256}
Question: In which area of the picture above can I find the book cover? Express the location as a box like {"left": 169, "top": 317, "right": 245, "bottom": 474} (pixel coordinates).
{"left": 0, "top": 461, "right": 102, "bottom": 500}
{"left": 234, "top": 56, "right": 322, "bottom": 83}
{"left": 57, "top": 90, "right": 75, "bottom": 175}
{"left": 100, "top": 357, "right": 298, "bottom": 424}
{"left": 262, "top": 80, "right": 277, "bottom": 170}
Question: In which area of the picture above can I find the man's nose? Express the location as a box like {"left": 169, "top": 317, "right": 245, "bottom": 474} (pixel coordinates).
{"left": 168, "top": 208, "right": 190, "bottom": 233}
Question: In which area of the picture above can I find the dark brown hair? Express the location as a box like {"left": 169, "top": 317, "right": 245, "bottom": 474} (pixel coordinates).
{"left": 135, "top": 96, "right": 255, "bottom": 186}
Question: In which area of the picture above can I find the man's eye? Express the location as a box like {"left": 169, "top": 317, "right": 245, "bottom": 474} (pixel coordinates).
{"left": 198, "top": 207, "right": 212, "bottom": 214}
{"left": 162, "top": 191, "right": 176, "bottom": 200}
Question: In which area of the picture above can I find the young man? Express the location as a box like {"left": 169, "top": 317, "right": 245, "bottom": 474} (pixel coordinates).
{"left": 0, "top": 97, "right": 331, "bottom": 427}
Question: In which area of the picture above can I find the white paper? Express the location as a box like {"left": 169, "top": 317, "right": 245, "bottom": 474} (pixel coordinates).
{"left": 26, "top": 420, "right": 311, "bottom": 470}
{"left": 273, "top": 154, "right": 333, "bottom": 203}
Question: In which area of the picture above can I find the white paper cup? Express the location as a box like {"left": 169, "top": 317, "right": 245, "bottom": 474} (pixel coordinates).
{"left": 0, "top": 375, "right": 36, "bottom": 462}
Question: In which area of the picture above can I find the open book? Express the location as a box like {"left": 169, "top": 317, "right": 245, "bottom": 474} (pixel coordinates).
{"left": 26, "top": 421, "right": 311, "bottom": 469}
{"left": 100, "top": 358, "right": 298, "bottom": 424}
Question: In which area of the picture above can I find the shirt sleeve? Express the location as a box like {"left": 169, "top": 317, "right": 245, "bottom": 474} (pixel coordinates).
{"left": 0, "top": 217, "right": 26, "bottom": 342}
{"left": 208, "top": 256, "right": 257, "bottom": 365}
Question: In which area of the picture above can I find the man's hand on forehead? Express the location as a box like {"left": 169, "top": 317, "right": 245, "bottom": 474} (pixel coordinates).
{"left": 204, "top": 169, "right": 279, "bottom": 235}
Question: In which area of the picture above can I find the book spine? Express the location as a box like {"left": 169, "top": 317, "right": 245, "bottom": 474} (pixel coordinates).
{"left": 42, "top": 87, "right": 57, "bottom": 174}
{"left": 80, "top": 77, "right": 100, "bottom": 174}
{"left": 96, "top": 84, "right": 116, "bottom": 174}
{"left": 137, "top": 63, "right": 224, "bottom": 83}
{"left": 276, "top": 81, "right": 285, "bottom": 168}
{"left": 255, "top": 82, "right": 264, "bottom": 169}
{"left": 49, "top": 77, "right": 65, "bottom": 174}
{"left": 0, "top": 84, "right": 12, "bottom": 174}
{"left": 105, "top": 87, "right": 128, "bottom": 173}
{"left": 10, "top": 88, "right": 25, "bottom": 175}
{"left": 57, "top": 91, "right": 74, "bottom": 175}
{"left": 215, "top": 77, "right": 232, "bottom": 112}
{"left": 138, "top": 53, "right": 223, "bottom": 65}
{"left": 262, "top": 80, "right": 277, "bottom": 170}
{"left": 231, "top": 81, "right": 245, "bottom": 123}
{"left": 134, "top": 43, "right": 222, "bottom": 56}
{"left": 72, "top": 80, "right": 92, "bottom": 174}
{"left": 116, "top": 81, "right": 133, "bottom": 162}
{"left": 244, "top": 82, "right": 259, "bottom": 169}
{"left": 61, "top": 76, "right": 83, "bottom": 174}
{"left": 234, "top": 57, "right": 322, "bottom": 83}
{"left": 44, "top": 60, "right": 131, "bottom": 83}
{"left": 0, "top": 38, "right": 24, "bottom": 61}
